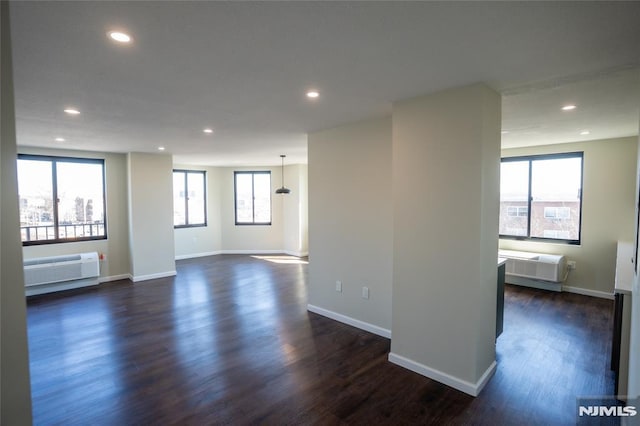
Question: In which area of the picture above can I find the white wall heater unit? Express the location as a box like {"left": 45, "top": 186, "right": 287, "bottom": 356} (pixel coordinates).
{"left": 498, "top": 250, "right": 567, "bottom": 292}
{"left": 24, "top": 252, "right": 100, "bottom": 296}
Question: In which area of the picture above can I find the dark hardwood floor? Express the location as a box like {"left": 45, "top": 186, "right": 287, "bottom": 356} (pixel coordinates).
{"left": 27, "top": 255, "right": 616, "bottom": 425}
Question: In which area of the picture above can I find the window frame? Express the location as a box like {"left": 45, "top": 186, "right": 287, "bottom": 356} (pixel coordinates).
{"left": 173, "top": 169, "right": 208, "bottom": 229}
{"left": 499, "top": 151, "right": 584, "bottom": 245}
{"left": 234, "top": 171, "right": 272, "bottom": 226}
{"left": 17, "top": 154, "right": 107, "bottom": 246}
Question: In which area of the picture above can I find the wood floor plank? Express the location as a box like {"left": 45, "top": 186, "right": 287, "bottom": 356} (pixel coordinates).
{"left": 27, "top": 255, "right": 616, "bottom": 425}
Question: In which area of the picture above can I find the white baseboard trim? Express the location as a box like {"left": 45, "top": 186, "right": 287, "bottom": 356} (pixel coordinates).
{"left": 388, "top": 352, "right": 497, "bottom": 397}
{"left": 99, "top": 274, "right": 131, "bottom": 283}
{"left": 175, "top": 251, "right": 222, "bottom": 260}
{"left": 562, "top": 285, "right": 614, "bottom": 300}
{"left": 283, "top": 250, "right": 309, "bottom": 257}
{"left": 222, "top": 249, "right": 284, "bottom": 255}
{"left": 506, "top": 275, "right": 562, "bottom": 292}
{"left": 131, "top": 270, "right": 177, "bottom": 283}
{"left": 175, "top": 250, "right": 308, "bottom": 260}
{"left": 306, "top": 304, "right": 391, "bottom": 338}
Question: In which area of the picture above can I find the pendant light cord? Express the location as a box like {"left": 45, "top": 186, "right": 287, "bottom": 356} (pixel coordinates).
{"left": 281, "top": 155, "right": 285, "bottom": 187}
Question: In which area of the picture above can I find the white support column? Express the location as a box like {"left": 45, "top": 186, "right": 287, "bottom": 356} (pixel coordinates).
{"left": 390, "top": 83, "right": 501, "bottom": 396}
{"left": 127, "top": 152, "right": 176, "bottom": 281}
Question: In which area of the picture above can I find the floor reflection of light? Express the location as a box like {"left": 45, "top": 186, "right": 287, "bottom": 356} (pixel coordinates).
{"left": 28, "top": 297, "right": 123, "bottom": 406}
{"left": 170, "top": 257, "right": 309, "bottom": 405}
{"left": 60, "top": 300, "right": 115, "bottom": 371}
{"left": 280, "top": 342, "right": 300, "bottom": 365}
{"left": 172, "top": 270, "right": 212, "bottom": 309}
{"left": 172, "top": 277, "right": 219, "bottom": 370}
{"left": 230, "top": 259, "right": 311, "bottom": 386}
{"left": 229, "top": 262, "right": 282, "bottom": 369}
{"left": 170, "top": 271, "right": 232, "bottom": 412}
{"left": 251, "top": 255, "right": 308, "bottom": 265}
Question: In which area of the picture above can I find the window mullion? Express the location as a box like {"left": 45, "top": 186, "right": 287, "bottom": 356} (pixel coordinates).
{"left": 183, "top": 172, "right": 189, "bottom": 226}
{"left": 51, "top": 160, "right": 60, "bottom": 240}
{"left": 527, "top": 160, "right": 533, "bottom": 238}
{"left": 252, "top": 173, "right": 256, "bottom": 223}
{"left": 202, "top": 172, "right": 207, "bottom": 226}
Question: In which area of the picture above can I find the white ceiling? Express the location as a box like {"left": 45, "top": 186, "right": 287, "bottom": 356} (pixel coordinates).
{"left": 9, "top": 1, "right": 640, "bottom": 166}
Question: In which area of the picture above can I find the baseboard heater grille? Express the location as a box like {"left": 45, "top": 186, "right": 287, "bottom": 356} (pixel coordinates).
{"left": 498, "top": 250, "right": 567, "bottom": 292}
{"left": 24, "top": 252, "right": 100, "bottom": 296}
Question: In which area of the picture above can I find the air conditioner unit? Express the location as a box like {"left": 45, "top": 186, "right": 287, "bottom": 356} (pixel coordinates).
{"left": 24, "top": 252, "right": 100, "bottom": 296}
{"left": 498, "top": 249, "right": 567, "bottom": 291}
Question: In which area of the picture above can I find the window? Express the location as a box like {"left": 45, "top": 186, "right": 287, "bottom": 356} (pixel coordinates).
{"left": 17, "top": 155, "right": 107, "bottom": 245}
{"left": 543, "top": 206, "right": 571, "bottom": 220}
{"left": 499, "top": 152, "right": 583, "bottom": 244}
{"left": 507, "top": 206, "right": 528, "bottom": 217}
{"left": 234, "top": 171, "right": 271, "bottom": 225}
{"left": 173, "top": 170, "right": 207, "bottom": 227}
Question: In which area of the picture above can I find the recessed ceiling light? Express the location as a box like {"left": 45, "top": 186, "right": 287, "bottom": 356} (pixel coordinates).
{"left": 108, "top": 31, "right": 132, "bottom": 43}
{"left": 158, "top": 146, "right": 165, "bottom": 151}
{"left": 54, "top": 137, "right": 65, "bottom": 142}
{"left": 64, "top": 108, "right": 80, "bottom": 115}
{"left": 580, "top": 130, "right": 590, "bottom": 135}
{"left": 561, "top": 105, "right": 577, "bottom": 111}
{"left": 203, "top": 128, "right": 214, "bottom": 134}
{"left": 306, "top": 90, "right": 319, "bottom": 99}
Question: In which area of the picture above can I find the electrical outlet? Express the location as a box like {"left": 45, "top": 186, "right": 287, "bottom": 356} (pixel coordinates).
{"left": 362, "top": 286, "right": 369, "bottom": 299}
{"left": 567, "top": 260, "right": 576, "bottom": 270}
{"left": 336, "top": 280, "right": 342, "bottom": 292}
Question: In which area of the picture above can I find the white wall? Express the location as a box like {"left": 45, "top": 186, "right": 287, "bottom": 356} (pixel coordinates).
{"left": 308, "top": 117, "right": 393, "bottom": 335}
{"left": 174, "top": 165, "right": 223, "bottom": 259}
{"left": 626, "top": 133, "right": 640, "bottom": 404}
{"left": 300, "top": 165, "right": 309, "bottom": 255}
{"left": 127, "top": 153, "right": 176, "bottom": 281}
{"left": 500, "top": 137, "right": 637, "bottom": 297}
{"left": 20, "top": 148, "right": 131, "bottom": 282}
{"left": 283, "top": 164, "right": 308, "bottom": 256}
{"left": 390, "top": 83, "right": 500, "bottom": 396}
{"left": 1, "top": 1, "right": 33, "bottom": 421}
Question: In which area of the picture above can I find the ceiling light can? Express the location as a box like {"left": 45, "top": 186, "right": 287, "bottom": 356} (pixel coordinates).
{"left": 109, "top": 31, "right": 132, "bottom": 43}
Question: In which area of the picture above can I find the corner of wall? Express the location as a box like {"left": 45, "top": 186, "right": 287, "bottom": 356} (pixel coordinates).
{"left": 1, "top": 2, "right": 34, "bottom": 421}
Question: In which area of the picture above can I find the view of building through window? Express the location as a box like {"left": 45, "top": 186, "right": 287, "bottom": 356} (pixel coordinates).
{"left": 173, "top": 170, "right": 207, "bottom": 227}
{"left": 235, "top": 171, "right": 271, "bottom": 225}
{"left": 499, "top": 153, "right": 582, "bottom": 243}
{"left": 17, "top": 155, "right": 106, "bottom": 244}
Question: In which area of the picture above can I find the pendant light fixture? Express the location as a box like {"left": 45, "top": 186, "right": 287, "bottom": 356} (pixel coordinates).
{"left": 275, "top": 154, "right": 291, "bottom": 194}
